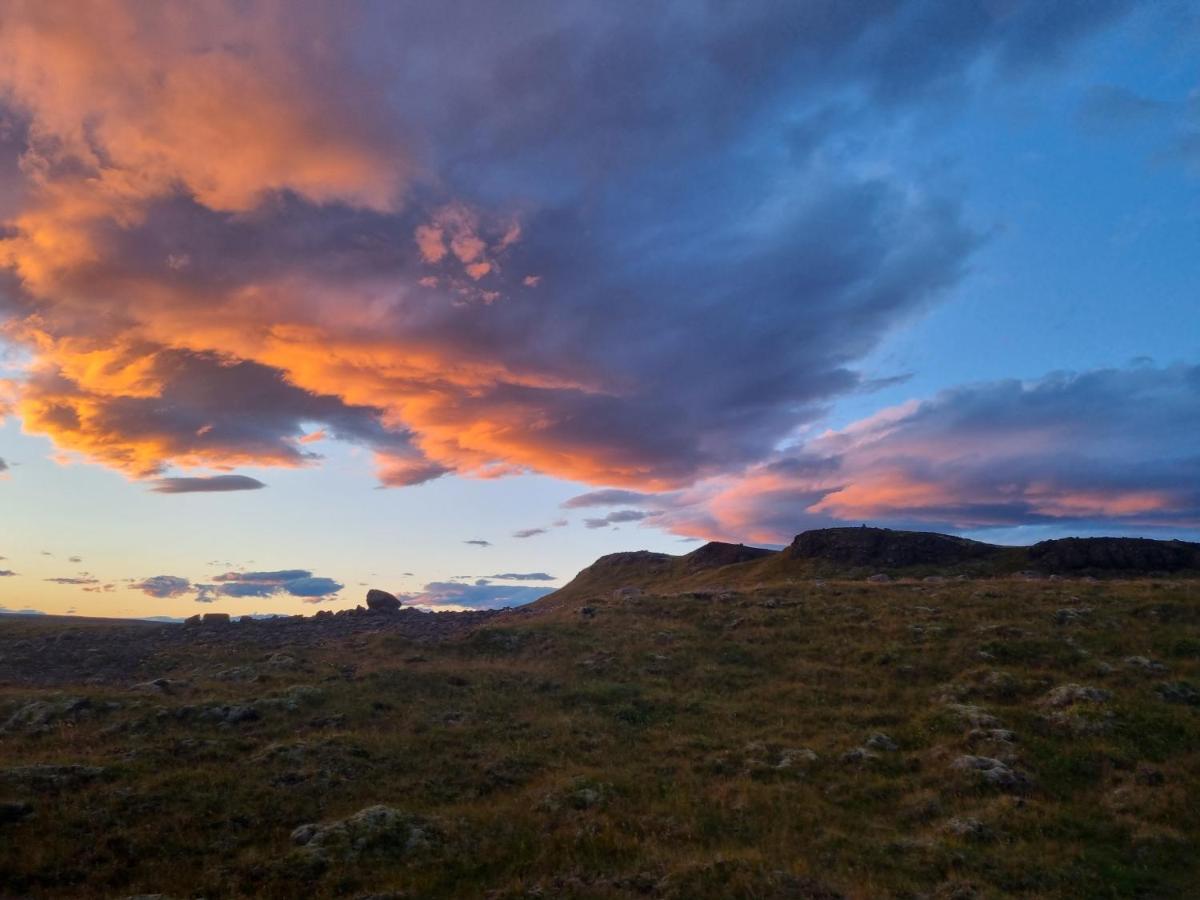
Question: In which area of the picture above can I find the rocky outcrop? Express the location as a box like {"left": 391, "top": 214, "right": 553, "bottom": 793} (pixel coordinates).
{"left": 681, "top": 541, "right": 774, "bottom": 573}
{"left": 786, "top": 527, "right": 997, "bottom": 568}
{"left": 1029, "top": 537, "right": 1200, "bottom": 573}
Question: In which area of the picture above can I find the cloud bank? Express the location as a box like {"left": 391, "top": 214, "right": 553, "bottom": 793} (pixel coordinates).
{"left": 1, "top": 1, "right": 1187, "bottom": 546}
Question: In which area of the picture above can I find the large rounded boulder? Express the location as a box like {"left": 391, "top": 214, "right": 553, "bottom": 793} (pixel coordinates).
{"left": 365, "top": 589, "right": 401, "bottom": 613}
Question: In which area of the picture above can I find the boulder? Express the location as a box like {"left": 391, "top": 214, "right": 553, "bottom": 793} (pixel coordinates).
{"left": 366, "top": 589, "right": 401, "bottom": 613}
{"left": 201, "top": 613, "right": 231, "bottom": 626}
{"left": 950, "top": 755, "right": 1030, "bottom": 791}
{"left": 1038, "top": 684, "right": 1111, "bottom": 708}
{"left": 291, "top": 804, "right": 438, "bottom": 863}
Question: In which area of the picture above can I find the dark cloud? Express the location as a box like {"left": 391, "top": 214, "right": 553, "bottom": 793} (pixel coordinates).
{"left": 150, "top": 475, "right": 267, "bottom": 494}
{"left": 406, "top": 581, "right": 553, "bottom": 610}
{"left": 214, "top": 569, "right": 312, "bottom": 584}
{"left": 0, "top": 458, "right": 7, "bottom": 472}
{"left": 583, "top": 509, "right": 650, "bottom": 529}
{"left": 284, "top": 576, "right": 344, "bottom": 598}
{"left": 464, "top": 540, "right": 492, "bottom": 547}
{"left": 512, "top": 527, "right": 546, "bottom": 539}
{"left": 210, "top": 569, "right": 344, "bottom": 599}
{"left": 44, "top": 576, "right": 100, "bottom": 586}
{"left": 0, "top": 570, "right": 16, "bottom": 577}
{"left": 655, "top": 364, "right": 1200, "bottom": 543}
{"left": 487, "top": 572, "right": 555, "bottom": 581}
{"left": 563, "top": 489, "right": 652, "bottom": 509}
{"left": 68, "top": 556, "right": 82, "bottom": 563}
{"left": 0, "top": 1, "right": 1138, "bottom": 497}
{"left": 132, "top": 575, "right": 191, "bottom": 598}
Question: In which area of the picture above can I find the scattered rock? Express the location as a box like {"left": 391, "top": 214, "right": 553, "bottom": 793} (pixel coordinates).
{"left": 579, "top": 606, "right": 596, "bottom": 619}
{"left": 867, "top": 574, "right": 891, "bottom": 584}
{"left": 365, "top": 589, "right": 401, "bottom": 613}
{"left": 865, "top": 733, "right": 898, "bottom": 752}
{"left": 945, "top": 817, "right": 991, "bottom": 841}
{"left": 1124, "top": 656, "right": 1168, "bottom": 674}
{"left": 1038, "top": 684, "right": 1111, "bottom": 708}
{"left": 1054, "top": 607, "right": 1093, "bottom": 626}
{"left": 840, "top": 747, "right": 877, "bottom": 764}
{"left": 776, "top": 748, "right": 820, "bottom": 769}
{"left": 1, "top": 697, "right": 95, "bottom": 734}
{"left": 1156, "top": 681, "right": 1200, "bottom": 706}
{"left": 291, "top": 804, "right": 438, "bottom": 863}
{"left": 950, "top": 755, "right": 1030, "bottom": 792}
{"left": 945, "top": 703, "right": 1002, "bottom": 728}
{"left": 966, "top": 728, "right": 1017, "bottom": 746}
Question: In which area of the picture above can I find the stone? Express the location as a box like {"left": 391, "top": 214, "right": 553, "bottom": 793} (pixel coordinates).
{"left": 950, "top": 755, "right": 1030, "bottom": 791}
{"left": 945, "top": 817, "right": 991, "bottom": 840}
{"left": 966, "top": 728, "right": 1017, "bottom": 746}
{"left": 1124, "top": 656, "right": 1168, "bottom": 674}
{"left": 201, "top": 613, "right": 231, "bottom": 626}
{"left": 945, "top": 703, "right": 1002, "bottom": 728}
{"left": 776, "top": 748, "right": 819, "bottom": 769}
{"left": 291, "top": 804, "right": 438, "bottom": 863}
{"left": 365, "top": 589, "right": 401, "bottom": 613}
{"left": 865, "top": 733, "right": 898, "bottom": 752}
{"left": 840, "top": 747, "right": 877, "bottom": 764}
{"left": 184, "top": 614, "right": 202, "bottom": 626}
{"left": 1156, "top": 681, "right": 1200, "bottom": 706}
{"left": 1054, "top": 607, "right": 1093, "bottom": 625}
{"left": 867, "top": 574, "right": 891, "bottom": 583}
{"left": 1039, "top": 684, "right": 1111, "bottom": 708}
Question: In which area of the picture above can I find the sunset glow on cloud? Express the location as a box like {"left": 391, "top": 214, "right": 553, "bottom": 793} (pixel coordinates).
{"left": 0, "top": 1, "right": 1197, "bottom": 615}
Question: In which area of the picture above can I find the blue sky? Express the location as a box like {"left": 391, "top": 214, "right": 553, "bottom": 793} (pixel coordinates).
{"left": 0, "top": 2, "right": 1197, "bottom": 617}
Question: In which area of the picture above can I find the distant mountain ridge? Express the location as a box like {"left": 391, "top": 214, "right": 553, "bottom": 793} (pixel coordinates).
{"left": 537, "top": 527, "right": 1200, "bottom": 606}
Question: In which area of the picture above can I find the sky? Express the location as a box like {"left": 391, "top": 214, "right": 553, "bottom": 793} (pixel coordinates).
{"left": 0, "top": 1, "right": 1198, "bottom": 618}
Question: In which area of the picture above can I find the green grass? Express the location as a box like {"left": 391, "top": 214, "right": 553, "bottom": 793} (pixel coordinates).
{"left": 1, "top": 579, "right": 1198, "bottom": 897}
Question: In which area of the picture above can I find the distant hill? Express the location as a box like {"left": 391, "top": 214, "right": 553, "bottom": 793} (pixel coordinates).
{"left": 537, "top": 527, "right": 1200, "bottom": 606}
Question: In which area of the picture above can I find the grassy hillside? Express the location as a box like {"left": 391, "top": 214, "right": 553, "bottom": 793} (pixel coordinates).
{"left": 539, "top": 529, "right": 1200, "bottom": 607}
{"left": 2, "top": 576, "right": 1199, "bottom": 898}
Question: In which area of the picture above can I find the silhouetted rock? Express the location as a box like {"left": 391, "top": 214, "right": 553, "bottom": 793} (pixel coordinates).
{"left": 682, "top": 541, "right": 774, "bottom": 573}
{"left": 787, "top": 527, "right": 996, "bottom": 568}
{"left": 201, "top": 613, "right": 231, "bottom": 626}
{"left": 1029, "top": 537, "right": 1200, "bottom": 573}
{"left": 366, "top": 589, "right": 401, "bottom": 613}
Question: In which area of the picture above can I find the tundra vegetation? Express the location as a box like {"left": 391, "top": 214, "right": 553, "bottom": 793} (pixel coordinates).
{"left": 1, "top": 554, "right": 1198, "bottom": 897}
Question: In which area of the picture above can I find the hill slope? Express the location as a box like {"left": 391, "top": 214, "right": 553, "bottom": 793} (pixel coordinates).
{"left": 540, "top": 527, "right": 1200, "bottom": 606}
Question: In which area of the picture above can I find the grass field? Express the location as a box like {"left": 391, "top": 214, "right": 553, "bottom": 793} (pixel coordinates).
{"left": 1, "top": 578, "right": 1198, "bottom": 898}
